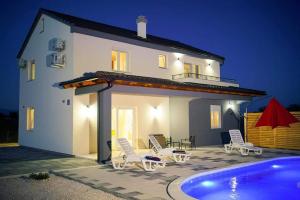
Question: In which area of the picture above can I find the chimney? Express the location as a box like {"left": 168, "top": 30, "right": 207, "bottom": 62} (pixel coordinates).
{"left": 136, "top": 15, "right": 147, "bottom": 39}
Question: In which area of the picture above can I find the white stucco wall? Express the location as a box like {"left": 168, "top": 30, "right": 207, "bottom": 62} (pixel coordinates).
{"left": 112, "top": 93, "right": 170, "bottom": 149}
{"left": 169, "top": 96, "right": 195, "bottom": 141}
{"left": 72, "top": 94, "right": 90, "bottom": 155}
{"left": 19, "top": 14, "right": 74, "bottom": 154}
{"left": 72, "top": 33, "right": 221, "bottom": 81}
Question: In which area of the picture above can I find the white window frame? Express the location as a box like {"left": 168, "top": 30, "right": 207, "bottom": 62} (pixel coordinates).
{"left": 27, "top": 60, "right": 36, "bottom": 81}
{"left": 158, "top": 54, "right": 167, "bottom": 69}
{"left": 26, "top": 107, "right": 35, "bottom": 131}
{"left": 111, "top": 50, "right": 129, "bottom": 72}
{"left": 210, "top": 105, "right": 221, "bottom": 129}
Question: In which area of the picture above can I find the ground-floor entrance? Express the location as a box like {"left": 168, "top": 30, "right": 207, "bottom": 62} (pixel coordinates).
{"left": 112, "top": 107, "right": 136, "bottom": 150}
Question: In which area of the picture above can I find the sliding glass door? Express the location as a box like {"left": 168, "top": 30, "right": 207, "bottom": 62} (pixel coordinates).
{"left": 112, "top": 107, "right": 136, "bottom": 150}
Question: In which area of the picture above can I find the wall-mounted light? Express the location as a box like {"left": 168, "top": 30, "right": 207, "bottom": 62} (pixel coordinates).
{"left": 80, "top": 104, "right": 97, "bottom": 119}
{"left": 226, "top": 100, "right": 235, "bottom": 111}
{"left": 206, "top": 61, "right": 213, "bottom": 74}
{"left": 151, "top": 106, "right": 161, "bottom": 119}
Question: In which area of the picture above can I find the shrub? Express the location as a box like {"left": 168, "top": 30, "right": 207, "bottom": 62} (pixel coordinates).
{"left": 29, "top": 172, "right": 49, "bottom": 180}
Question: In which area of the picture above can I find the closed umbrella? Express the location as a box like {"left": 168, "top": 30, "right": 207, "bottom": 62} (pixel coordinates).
{"left": 256, "top": 98, "right": 298, "bottom": 129}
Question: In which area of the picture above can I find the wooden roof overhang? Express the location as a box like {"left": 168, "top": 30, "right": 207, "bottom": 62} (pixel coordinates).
{"left": 59, "top": 71, "right": 266, "bottom": 97}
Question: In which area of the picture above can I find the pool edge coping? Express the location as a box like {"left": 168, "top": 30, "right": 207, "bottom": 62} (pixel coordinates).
{"left": 167, "top": 156, "right": 300, "bottom": 200}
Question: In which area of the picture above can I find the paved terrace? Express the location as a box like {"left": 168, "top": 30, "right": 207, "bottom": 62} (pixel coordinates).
{"left": 0, "top": 146, "right": 299, "bottom": 199}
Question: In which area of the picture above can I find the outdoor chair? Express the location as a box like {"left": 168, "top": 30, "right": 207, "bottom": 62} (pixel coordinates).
{"left": 149, "top": 135, "right": 191, "bottom": 163}
{"left": 224, "top": 129, "right": 263, "bottom": 156}
{"left": 181, "top": 136, "right": 196, "bottom": 150}
{"left": 112, "top": 138, "right": 166, "bottom": 171}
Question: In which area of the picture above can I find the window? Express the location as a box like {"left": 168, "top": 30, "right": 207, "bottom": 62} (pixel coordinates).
{"left": 158, "top": 55, "right": 167, "bottom": 68}
{"left": 210, "top": 105, "right": 221, "bottom": 129}
{"left": 111, "top": 51, "right": 128, "bottom": 72}
{"left": 26, "top": 107, "right": 35, "bottom": 131}
{"left": 193, "top": 64, "right": 200, "bottom": 78}
{"left": 28, "top": 60, "right": 36, "bottom": 81}
{"left": 184, "top": 63, "right": 192, "bottom": 77}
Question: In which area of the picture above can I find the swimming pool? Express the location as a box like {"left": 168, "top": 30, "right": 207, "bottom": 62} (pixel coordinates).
{"left": 181, "top": 157, "right": 300, "bottom": 200}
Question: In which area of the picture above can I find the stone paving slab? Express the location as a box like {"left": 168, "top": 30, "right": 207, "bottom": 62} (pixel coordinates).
{"left": 51, "top": 147, "right": 300, "bottom": 200}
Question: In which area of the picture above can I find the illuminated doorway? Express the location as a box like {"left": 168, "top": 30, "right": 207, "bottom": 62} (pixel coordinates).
{"left": 112, "top": 107, "right": 136, "bottom": 150}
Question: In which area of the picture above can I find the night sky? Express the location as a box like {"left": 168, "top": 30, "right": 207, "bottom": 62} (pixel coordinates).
{"left": 1, "top": 0, "right": 299, "bottom": 112}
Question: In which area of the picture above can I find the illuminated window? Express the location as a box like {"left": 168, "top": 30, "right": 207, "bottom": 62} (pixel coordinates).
{"left": 111, "top": 51, "right": 128, "bottom": 72}
{"left": 184, "top": 63, "right": 192, "bottom": 77}
{"left": 210, "top": 105, "right": 221, "bottom": 129}
{"left": 26, "top": 107, "right": 35, "bottom": 131}
{"left": 28, "top": 60, "right": 36, "bottom": 81}
{"left": 158, "top": 55, "right": 167, "bottom": 68}
{"left": 119, "top": 52, "right": 127, "bottom": 71}
{"left": 193, "top": 65, "right": 200, "bottom": 74}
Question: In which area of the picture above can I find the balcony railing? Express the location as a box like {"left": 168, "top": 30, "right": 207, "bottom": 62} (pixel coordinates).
{"left": 172, "top": 73, "right": 238, "bottom": 84}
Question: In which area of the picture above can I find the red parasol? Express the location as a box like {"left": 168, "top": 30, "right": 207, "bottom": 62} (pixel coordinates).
{"left": 256, "top": 98, "right": 298, "bottom": 129}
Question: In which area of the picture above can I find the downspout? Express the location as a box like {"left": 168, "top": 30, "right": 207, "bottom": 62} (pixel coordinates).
{"left": 98, "top": 78, "right": 114, "bottom": 93}
{"left": 97, "top": 77, "right": 114, "bottom": 164}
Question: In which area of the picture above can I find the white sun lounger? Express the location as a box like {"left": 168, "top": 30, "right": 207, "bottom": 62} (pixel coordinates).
{"left": 224, "top": 129, "right": 263, "bottom": 156}
{"left": 149, "top": 135, "right": 191, "bottom": 163}
{"left": 112, "top": 138, "right": 166, "bottom": 171}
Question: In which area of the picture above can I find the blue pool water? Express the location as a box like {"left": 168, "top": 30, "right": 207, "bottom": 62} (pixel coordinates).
{"left": 181, "top": 157, "right": 300, "bottom": 200}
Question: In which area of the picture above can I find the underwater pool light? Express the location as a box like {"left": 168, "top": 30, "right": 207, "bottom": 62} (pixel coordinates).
{"left": 272, "top": 164, "right": 281, "bottom": 169}
{"left": 201, "top": 181, "right": 215, "bottom": 187}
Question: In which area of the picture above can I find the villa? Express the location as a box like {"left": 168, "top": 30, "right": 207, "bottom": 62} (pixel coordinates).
{"left": 17, "top": 8, "right": 265, "bottom": 162}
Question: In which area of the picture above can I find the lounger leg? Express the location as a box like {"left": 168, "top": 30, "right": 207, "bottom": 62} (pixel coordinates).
{"left": 224, "top": 144, "right": 232, "bottom": 153}
{"left": 254, "top": 149, "right": 262, "bottom": 155}
{"left": 240, "top": 148, "right": 249, "bottom": 156}
{"left": 112, "top": 160, "right": 127, "bottom": 170}
{"left": 142, "top": 160, "right": 157, "bottom": 172}
{"left": 173, "top": 153, "right": 190, "bottom": 163}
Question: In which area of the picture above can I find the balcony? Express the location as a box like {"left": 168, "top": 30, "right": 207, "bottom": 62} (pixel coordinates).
{"left": 172, "top": 73, "right": 239, "bottom": 87}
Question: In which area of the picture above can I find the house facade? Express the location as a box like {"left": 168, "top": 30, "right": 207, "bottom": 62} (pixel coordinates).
{"left": 17, "top": 9, "right": 265, "bottom": 162}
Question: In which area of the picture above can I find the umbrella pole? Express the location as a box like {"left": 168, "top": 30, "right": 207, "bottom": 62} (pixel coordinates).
{"left": 244, "top": 107, "right": 248, "bottom": 143}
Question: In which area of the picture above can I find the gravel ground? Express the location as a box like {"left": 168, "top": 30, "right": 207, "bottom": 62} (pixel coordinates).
{"left": 0, "top": 174, "right": 123, "bottom": 200}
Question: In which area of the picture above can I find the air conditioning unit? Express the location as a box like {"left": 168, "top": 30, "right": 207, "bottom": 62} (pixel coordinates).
{"left": 18, "top": 58, "right": 27, "bottom": 69}
{"left": 53, "top": 38, "right": 65, "bottom": 51}
{"left": 51, "top": 53, "right": 65, "bottom": 67}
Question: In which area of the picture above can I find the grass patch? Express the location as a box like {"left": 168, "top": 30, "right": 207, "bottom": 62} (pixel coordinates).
{"left": 29, "top": 172, "right": 50, "bottom": 180}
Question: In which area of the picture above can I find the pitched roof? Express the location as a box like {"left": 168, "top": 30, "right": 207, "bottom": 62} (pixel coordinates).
{"left": 17, "top": 8, "right": 225, "bottom": 62}
{"left": 59, "top": 71, "right": 266, "bottom": 97}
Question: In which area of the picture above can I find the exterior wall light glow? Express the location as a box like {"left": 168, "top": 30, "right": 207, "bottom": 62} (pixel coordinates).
{"left": 81, "top": 104, "right": 96, "bottom": 119}
{"left": 151, "top": 106, "right": 161, "bottom": 119}
{"left": 226, "top": 100, "right": 235, "bottom": 111}
{"left": 174, "top": 53, "right": 183, "bottom": 68}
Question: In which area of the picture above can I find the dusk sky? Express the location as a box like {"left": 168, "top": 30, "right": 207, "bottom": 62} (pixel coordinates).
{"left": 1, "top": 0, "right": 299, "bottom": 112}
